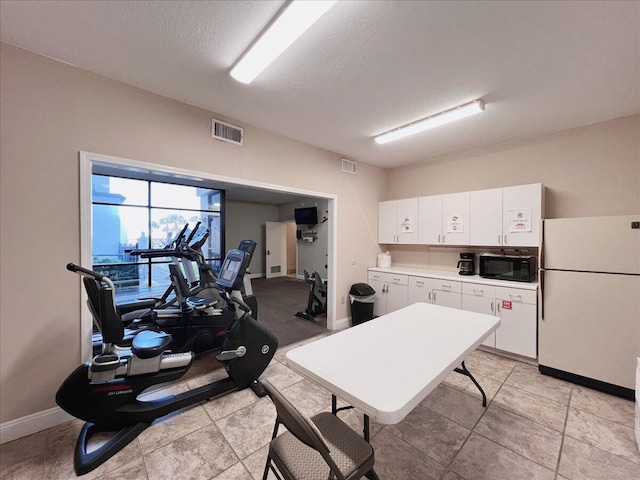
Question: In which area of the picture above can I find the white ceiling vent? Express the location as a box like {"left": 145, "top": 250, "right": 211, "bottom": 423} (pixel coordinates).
{"left": 212, "top": 119, "right": 243, "bottom": 145}
{"left": 341, "top": 158, "right": 356, "bottom": 174}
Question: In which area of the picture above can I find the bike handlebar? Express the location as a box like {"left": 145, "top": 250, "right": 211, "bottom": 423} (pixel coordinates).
{"left": 66, "top": 263, "right": 105, "bottom": 281}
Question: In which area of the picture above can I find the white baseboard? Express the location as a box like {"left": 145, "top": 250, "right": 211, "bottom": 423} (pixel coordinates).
{"left": 334, "top": 316, "right": 351, "bottom": 330}
{"left": 0, "top": 407, "right": 74, "bottom": 445}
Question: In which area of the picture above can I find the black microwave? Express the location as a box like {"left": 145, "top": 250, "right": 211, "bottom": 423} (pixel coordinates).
{"left": 479, "top": 255, "right": 537, "bottom": 282}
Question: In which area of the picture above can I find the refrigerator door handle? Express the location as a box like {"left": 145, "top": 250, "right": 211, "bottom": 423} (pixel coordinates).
{"left": 539, "top": 268, "right": 545, "bottom": 320}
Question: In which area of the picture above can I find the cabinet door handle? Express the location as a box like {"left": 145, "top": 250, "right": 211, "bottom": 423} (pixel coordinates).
{"left": 438, "top": 234, "right": 441, "bottom": 244}
{"left": 473, "top": 288, "right": 483, "bottom": 295}
{"left": 442, "top": 284, "right": 451, "bottom": 290}
{"left": 433, "top": 292, "right": 437, "bottom": 302}
{"left": 497, "top": 301, "right": 501, "bottom": 313}
{"left": 416, "top": 281, "right": 424, "bottom": 286}
{"left": 442, "top": 235, "right": 446, "bottom": 243}
{"left": 490, "top": 301, "right": 494, "bottom": 313}
{"left": 509, "top": 294, "right": 522, "bottom": 300}
{"left": 428, "top": 291, "right": 432, "bottom": 301}
{"left": 498, "top": 234, "right": 501, "bottom": 245}
{"left": 504, "top": 234, "right": 508, "bottom": 245}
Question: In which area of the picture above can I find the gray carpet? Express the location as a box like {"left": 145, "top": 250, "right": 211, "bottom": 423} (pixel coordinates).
{"left": 186, "top": 276, "right": 327, "bottom": 378}
{"left": 251, "top": 276, "right": 327, "bottom": 347}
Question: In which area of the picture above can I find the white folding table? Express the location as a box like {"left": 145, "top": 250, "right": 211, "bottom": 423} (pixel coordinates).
{"left": 286, "top": 302, "right": 501, "bottom": 438}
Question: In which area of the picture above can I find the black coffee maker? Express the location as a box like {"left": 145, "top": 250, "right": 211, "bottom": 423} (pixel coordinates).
{"left": 457, "top": 253, "right": 475, "bottom": 275}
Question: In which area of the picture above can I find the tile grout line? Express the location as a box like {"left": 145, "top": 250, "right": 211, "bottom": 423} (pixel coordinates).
{"left": 553, "top": 385, "right": 573, "bottom": 479}
{"left": 441, "top": 363, "right": 515, "bottom": 479}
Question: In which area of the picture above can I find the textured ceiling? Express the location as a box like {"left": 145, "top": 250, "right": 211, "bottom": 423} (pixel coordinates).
{"left": 1, "top": 0, "right": 639, "bottom": 170}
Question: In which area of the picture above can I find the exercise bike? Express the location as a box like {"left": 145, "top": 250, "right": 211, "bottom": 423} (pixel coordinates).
{"left": 295, "top": 269, "right": 327, "bottom": 322}
{"left": 56, "top": 248, "right": 278, "bottom": 476}
{"left": 89, "top": 224, "right": 260, "bottom": 356}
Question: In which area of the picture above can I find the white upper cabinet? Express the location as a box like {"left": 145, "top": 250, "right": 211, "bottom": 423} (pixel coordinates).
{"left": 470, "top": 183, "right": 544, "bottom": 247}
{"left": 380, "top": 183, "right": 543, "bottom": 247}
{"left": 378, "top": 198, "right": 418, "bottom": 244}
{"left": 441, "top": 192, "right": 470, "bottom": 245}
{"left": 502, "top": 183, "right": 543, "bottom": 247}
{"left": 418, "top": 195, "right": 443, "bottom": 245}
{"left": 470, "top": 188, "right": 503, "bottom": 246}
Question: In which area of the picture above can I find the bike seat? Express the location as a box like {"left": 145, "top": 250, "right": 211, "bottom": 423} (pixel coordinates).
{"left": 131, "top": 330, "right": 172, "bottom": 359}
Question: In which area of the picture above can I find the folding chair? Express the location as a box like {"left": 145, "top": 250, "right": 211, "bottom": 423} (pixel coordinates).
{"left": 260, "top": 379, "right": 377, "bottom": 480}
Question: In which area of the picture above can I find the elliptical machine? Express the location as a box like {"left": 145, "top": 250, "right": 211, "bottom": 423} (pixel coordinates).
{"left": 295, "top": 269, "right": 327, "bottom": 322}
{"left": 57, "top": 248, "right": 278, "bottom": 476}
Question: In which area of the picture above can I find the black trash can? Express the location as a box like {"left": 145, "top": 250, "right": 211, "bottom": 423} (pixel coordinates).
{"left": 349, "top": 283, "right": 376, "bottom": 326}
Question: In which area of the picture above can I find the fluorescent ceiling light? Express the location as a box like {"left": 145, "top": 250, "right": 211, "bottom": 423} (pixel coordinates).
{"left": 374, "top": 99, "right": 486, "bottom": 145}
{"left": 230, "top": 0, "right": 337, "bottom": 84}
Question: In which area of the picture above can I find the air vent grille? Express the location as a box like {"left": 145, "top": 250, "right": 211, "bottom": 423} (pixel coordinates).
{"left": 341, "top": 158, "right": 356, "bottom": 174}
{"left": 212, "top": 119, "right": 243, "bottom": 145}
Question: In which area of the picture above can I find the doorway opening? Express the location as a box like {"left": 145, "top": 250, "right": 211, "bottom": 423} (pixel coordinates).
{"left": 79, "top": 151, "right": 337, "bottom": 361}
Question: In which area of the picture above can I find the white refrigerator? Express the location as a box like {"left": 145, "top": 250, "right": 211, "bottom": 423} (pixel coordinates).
{"left": 539, "top": 215, "right": 640, "bottom": 397}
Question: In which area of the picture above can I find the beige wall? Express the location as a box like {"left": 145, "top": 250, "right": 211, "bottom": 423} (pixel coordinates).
{"left": 385, "top": 114, "right": 640, "bottom": 270}
{"left": 1, "top": 40, "right": 638, "bottom": 430}
{"left": 0, "top": 43, "right": 386, "bottom": 424}
{"left": 225, "top": 200, "right": 281, "bottom": 276}
{"left": 387, "top": 114, "right": 640, "bottom": 218}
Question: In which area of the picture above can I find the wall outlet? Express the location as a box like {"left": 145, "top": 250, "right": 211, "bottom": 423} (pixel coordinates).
{"left": 351, "top": 260, "right": 357, "bottom": 265}
{"left": 341, "top": 296, "right": 345, "bottom": 304}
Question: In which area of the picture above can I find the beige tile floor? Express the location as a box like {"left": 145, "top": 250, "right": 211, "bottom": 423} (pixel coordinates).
{"left": 2, "top": 335, "right": 639, "bottom": 480}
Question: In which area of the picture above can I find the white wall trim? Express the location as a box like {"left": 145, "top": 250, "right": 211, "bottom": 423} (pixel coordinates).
{"left": 79, "top": 151, "right": 339, "bottom": 358}
{"left": 334, "top": 315, "right": 351, "bottom": 331}
{"left": 0, "top": 407, "right": 74, "bottom": 445}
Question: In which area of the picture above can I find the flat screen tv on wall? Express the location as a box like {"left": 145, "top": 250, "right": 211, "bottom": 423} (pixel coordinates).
{"left": 294, "top": 207, "right": 318, "bottom": 225}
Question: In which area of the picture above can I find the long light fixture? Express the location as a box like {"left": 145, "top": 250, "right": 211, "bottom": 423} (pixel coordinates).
{"left": 230, "top": 0, "right": 337, "bottom": 84}
{"left": 374, "top": 99, "right": 486, "bottom": 145}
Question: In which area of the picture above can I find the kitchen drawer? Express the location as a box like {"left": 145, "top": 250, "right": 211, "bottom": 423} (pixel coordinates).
{"left": 386, "top": 273, "right": 409, "bottom": 286}
{"left": 368, "top": 271, "right": 409, "bottom": 286}
{"left": 409, "top": 276, "right": 430, "bottom": 289}
{"left": 368, "top": 271, "right": 385, "bottom": 283}
{"left": 462, "top": 283, "right": 496, "bottom": 298}
{"left": 432, "top": 279, "right": 461, "bottom": 293}
{"left": 495, "top": 286, "right": 536, "bottom": 304}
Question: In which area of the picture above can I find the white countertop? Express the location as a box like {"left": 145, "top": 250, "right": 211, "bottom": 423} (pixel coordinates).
{"left": 368, "top": 265, "right": 538, "bottom": 291}
{"left": 286, "top": 302, "right": 501, "bottom": 424}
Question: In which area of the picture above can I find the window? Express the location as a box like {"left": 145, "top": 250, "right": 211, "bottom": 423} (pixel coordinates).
{"left": 91, "top": 173, "right": 224, "bottom": 300}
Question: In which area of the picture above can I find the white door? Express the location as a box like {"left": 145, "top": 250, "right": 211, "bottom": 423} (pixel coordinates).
{"left": 265, "top": 221, "right": 287, "bottom": 279}
{"left": 378, "top": 201, "right": 397, "bottom": 244}
{"left": 369, "top": 278, "right": 387, "bottom": 317}
{"left": 432, "top": 290, "right": 461, "bottom": 309}
{"left": 502, "top": 183, "right": 542, "bottom": 247}
{"left": 396, "top": 198, "right": 419, "bottom": 244}
{"left": 418, "top": 195, "right": 443, "bottom": 245}
{"left": 408, "top": 277, "right": 433, "bottom": 304}
{"left": 470, "top": 188, "right": 503, "bottom": 246}
{"left": 442, "top": 192, "right": 470, "bottom": 245}
{"left": 462, "top": 294, "right": 496, "bottom": 347}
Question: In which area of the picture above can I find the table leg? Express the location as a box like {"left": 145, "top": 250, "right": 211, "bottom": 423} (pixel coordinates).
{"left": 454, "top": 361, "right": 487, "bottom": 407}
{"left": 363, "top": 414, "right": 370, "bottom": 442}
{"left": 331, "top": 395, "right": 371, "bottom": 442}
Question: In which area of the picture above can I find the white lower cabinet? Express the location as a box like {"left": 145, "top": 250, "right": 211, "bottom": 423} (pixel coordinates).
{"left": 367, "top": 272, "right": 408, "bottom": 316}
{"left": 462, "top": 284, "right": 496, "bottom": 348}
{"left": 432, "top": 279, "right": 462, "bottom": 309}
{"left": 370, "top": 269, "right": 537, "bottom": 359}
{"left": 408, "top": 276, "right": 433, "bottom": 304}
{"left": 495, "top": 286, "right": 537, "bottom": 358}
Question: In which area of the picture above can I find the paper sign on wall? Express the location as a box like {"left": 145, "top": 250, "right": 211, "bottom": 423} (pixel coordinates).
{"left": 502, "top": 300, "right": 513, "bottom": 310}
{"left": 446, "top": 213, "right": 464, "bottom": 234}
{"left": 400, "top": 216, "right": 414, "bottom": 233}
{"left": 509, "top": 208, "right": 532, "bottom": 233}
